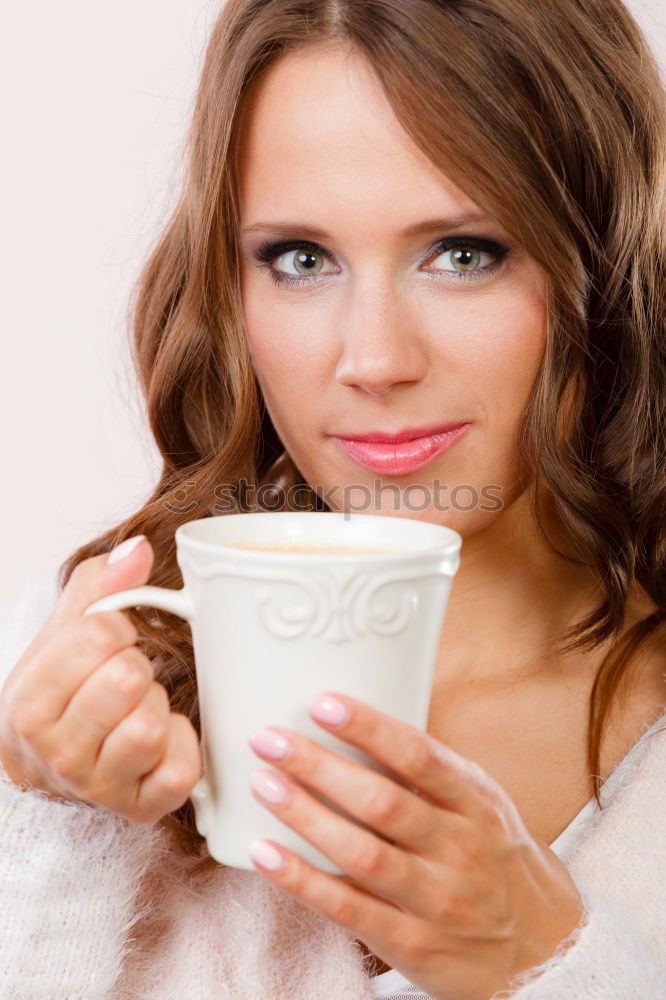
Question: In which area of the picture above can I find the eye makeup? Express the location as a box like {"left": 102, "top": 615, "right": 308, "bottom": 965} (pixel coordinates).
{"left": 251, "top": 235, "right": 511, "bottom": 288}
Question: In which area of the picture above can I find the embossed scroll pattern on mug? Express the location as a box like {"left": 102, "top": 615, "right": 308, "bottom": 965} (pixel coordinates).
{"left": 258, "top": 564, "right": 429, "bottom": 643}
{"left": 179, "top": 549, "right": 448, "bottom": 643}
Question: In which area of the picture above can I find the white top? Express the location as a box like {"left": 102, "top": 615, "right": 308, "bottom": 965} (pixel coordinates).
{"left": 369, "top": 788, "right": 602, "bottom": 996}
{"left": 0, "top": 570, "right": 665, "bottom": 999}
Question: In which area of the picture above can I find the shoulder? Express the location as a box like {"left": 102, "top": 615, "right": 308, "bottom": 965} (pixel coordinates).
{"left": 562, "top": 707, "right": 666, "bottom": 955}
{"left": 572, "top": 705, "right": 666, "bottom": 868}
{"left": 601, "top": 594, "right": 666, "bottom": 804}
{"left": 603, "top": 702, "right": 666, "bottom": 804}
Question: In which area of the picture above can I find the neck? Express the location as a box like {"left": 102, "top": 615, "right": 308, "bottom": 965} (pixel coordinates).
{"left": 435, "top": 486, "right": 605, "bottom": 688}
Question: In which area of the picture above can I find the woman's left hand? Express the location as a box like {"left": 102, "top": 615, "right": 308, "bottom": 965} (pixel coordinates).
{"left": 247, "top": 692, "right": 585, "bottom": 1000}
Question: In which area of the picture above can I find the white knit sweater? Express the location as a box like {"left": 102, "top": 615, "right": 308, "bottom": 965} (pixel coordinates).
{"left": 0, "top": 570, "right": 665, "bottom": 1000}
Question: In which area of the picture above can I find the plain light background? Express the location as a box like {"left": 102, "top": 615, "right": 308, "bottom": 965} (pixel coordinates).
{"left": 1, "top": 0, "right": 664, "bottom": 611}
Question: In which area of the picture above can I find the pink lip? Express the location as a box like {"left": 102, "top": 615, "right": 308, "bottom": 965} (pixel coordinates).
{"left": 332, "top": 423, "right": 470, "bottom": 475}
{"left": 333, "top": 421, "right": 466, "bottom": 444}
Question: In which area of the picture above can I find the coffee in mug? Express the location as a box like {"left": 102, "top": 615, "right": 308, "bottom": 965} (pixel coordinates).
{"left": 226, "top": 540, "right": 393, "bottom": 554}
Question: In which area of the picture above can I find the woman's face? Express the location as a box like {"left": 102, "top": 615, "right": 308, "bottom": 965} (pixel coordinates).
{"left": 237, "top": 45, "right": 549, "bottom": 538}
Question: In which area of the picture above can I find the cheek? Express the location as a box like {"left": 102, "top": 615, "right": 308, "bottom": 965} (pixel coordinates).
{"left": 450, "top": 286, "right": 547, "bottom": 420}
{"left": 433, "top": 288, "right": 547, "bottom": 524}
{"left": 241, "top": 281, "right": 328, "bottom": 405}
{"left": 241, "top": 302, "right": 327, "bottom": 452}
{"left": 245, "top": 324, "right": 323, "bottom": 416}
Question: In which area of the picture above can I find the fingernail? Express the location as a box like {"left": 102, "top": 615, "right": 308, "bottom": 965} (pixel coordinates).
{"left": 249, "top": 839, "right": 284, "bottom": 871}
{"left": 250, "top": 768, "right": 290, "bottom": 805}
{"left": 308, "top": 693, "right": 349, "bottom": 727}
{"left": 107, "top": 535, "right": 146, "bottom": 565}
{"left": 249, "top": 728, "right": 292, "bottom": 761}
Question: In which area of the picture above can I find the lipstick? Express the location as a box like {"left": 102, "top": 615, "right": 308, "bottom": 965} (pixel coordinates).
{"left": 331, "top": 423, "right": 469, "bottom": 475}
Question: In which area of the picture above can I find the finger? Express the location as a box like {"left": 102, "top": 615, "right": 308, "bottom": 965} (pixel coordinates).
{"left": 248, "top": 726, "right": 465, "bottom": 856}
{"left": 45, "top": 536, "right": 153, "bottom": 633}
{"left": 131, "top": 712, "right": 202, "bottom": 822}
{"left": 3, "top": 538, "right": 152, "bottom": 702}
{"left": 91, "top": 681, "right": 173, "bottom": 802}
{"left": 306, "top": 693, "right": 504, "bottom": 825}
{"left": 248, "top": 834, "right": 408, "bottom": 957}
{"left": 249, "top": 765, "right": 436, "bottom": 911}
{"left": 14, "top": 611, "right": 140, "bottom": 725}
{"left": 43, "top": 646, "right": 154, "bottom": 781}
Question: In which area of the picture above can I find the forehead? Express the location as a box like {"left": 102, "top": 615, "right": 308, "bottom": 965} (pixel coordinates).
{"left": 235, "top": 45, "right": 485, "bottom": 234}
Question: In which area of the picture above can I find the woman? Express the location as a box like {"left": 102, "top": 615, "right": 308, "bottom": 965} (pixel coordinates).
{"left": 0, "top": 0, "right": 664, "bottom": 997}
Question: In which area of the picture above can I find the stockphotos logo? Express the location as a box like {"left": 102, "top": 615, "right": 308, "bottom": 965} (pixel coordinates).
{"left": 164, "top": 478, "right": 504, "bottom": 518}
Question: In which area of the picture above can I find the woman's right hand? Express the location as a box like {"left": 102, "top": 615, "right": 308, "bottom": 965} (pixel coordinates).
{"left": 0, "top": 537, "right": 202, "bottom": 823}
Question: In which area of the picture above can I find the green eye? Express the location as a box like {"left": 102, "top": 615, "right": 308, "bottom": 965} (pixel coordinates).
{"left": 276, "top": 249, "right": 328, "bottom": 277}
{"left": 449, "top": 247, "right": 481, "bottom": 271}
{"left": 426, "top": 238, "right": 509, "bottom": 279}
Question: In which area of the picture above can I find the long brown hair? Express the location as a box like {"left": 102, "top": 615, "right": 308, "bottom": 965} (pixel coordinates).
{"left": 59, "top": 0, "right": 665, "bottom": 875}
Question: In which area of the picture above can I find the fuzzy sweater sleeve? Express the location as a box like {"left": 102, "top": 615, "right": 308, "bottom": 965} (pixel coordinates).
{"left": 0, "top": 571, "right": 166, "bottom": 1000}
{"left": 490, "top": 715, "right": 666, "bottom": 1000}
{"left": 0, "top": 763, "right": 165, "bottom": 1000}
{"left": 489, "top": 880, "right": 665, "bottom": 998}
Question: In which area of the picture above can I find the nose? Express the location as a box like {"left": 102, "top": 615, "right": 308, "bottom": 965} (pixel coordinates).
{"left": 335, "top": 284, "right": 429, "bottom": 396}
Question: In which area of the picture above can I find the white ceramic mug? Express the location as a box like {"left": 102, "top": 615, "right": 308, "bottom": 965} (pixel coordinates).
{"left": 83, "top": 511, "right": 462, "bottom": 873}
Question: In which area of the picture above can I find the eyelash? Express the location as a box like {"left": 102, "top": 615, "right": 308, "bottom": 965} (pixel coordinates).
{"left": 252, "top": 236, "right": 511, "bottom": 288}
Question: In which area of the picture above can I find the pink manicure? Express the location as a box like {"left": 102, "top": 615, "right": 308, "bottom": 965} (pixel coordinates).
{"left": 249, "top": 727, "right": 292, "bottom": 761}
{"left": 308, "top": 693, "right": 350, "bottom": 726}
{"left": 250, "top": 768, "right": 290, "bottom": 805}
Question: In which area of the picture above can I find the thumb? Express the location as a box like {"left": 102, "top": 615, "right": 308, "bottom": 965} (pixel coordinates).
{"left": 47, "top": 535, "right": 154, "bottom": 633}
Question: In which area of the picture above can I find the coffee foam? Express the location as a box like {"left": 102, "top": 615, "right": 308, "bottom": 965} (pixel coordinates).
{"left": 224, "top": 540, "right": 392, "bottom": 554}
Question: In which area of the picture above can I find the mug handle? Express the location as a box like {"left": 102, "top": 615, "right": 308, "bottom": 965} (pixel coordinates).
{"left": 83, "top": 587, "right": 213, "bottom": 837}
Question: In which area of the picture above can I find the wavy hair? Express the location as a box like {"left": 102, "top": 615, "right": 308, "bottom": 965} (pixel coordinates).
{"left": 59, "top": 0, "right": 665, "bottom": 876}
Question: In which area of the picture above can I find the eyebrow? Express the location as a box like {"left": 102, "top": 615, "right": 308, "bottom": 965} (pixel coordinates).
{"left": 240, "top": 213, "right": 493, "bottom": 240}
